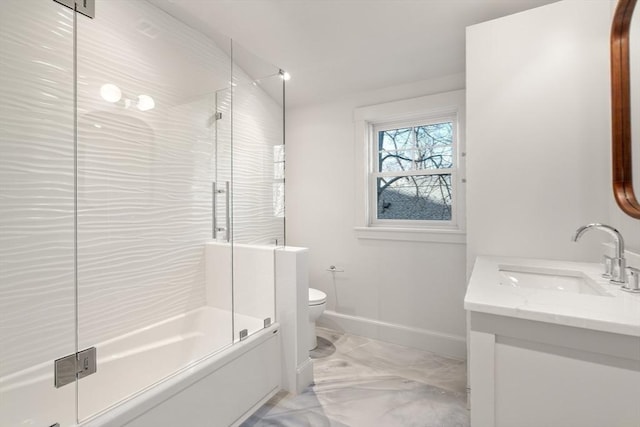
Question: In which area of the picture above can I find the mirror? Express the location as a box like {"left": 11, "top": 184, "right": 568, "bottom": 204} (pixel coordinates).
{"left": 630, "top": 1, "right": 640, "bottom": 207}
{"left": 612, "top": 0, "right": 640, "bottom": 218}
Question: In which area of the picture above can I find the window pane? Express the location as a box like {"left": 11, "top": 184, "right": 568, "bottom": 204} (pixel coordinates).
{"left": 273, "top": 161, "right": 285, "bottom": 179}
{"left": 273, "top": 144, "right": 285, "bottom": 162}
{"left": 377, "top": 174, "right": 452, "bottom": 220}
{"left": 379, "top": 127, "right": 412, "bottom": 151}
{"left": 415, "top": 122, "right": 453, "bottom": 169}
{"left": 415, "top": 122, "right": 452, "bottom": 149}
{"left": 379, "top": 149, "right": 414, "bottom": 172}
{"left": 378, "top": 122, "right": 453, "bottom": 172}
{"left": 416, "top": 145, "right": 453, "bottom": 169}
{"left": 273, "top": 182, "right": 285, "bottom": 218}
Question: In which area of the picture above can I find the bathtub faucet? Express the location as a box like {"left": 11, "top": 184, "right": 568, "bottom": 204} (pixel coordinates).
{"left": 572, "top": 223, "right": 626, "bottom": 285}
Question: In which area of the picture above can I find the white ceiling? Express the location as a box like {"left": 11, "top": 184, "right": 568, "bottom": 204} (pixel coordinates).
{"left": 150, "top": 0, "right": 560, "bottom": 108}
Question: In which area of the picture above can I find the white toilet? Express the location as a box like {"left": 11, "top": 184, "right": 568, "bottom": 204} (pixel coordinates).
{"left": 308, "top": 287, "right": 327, "bottom": 350}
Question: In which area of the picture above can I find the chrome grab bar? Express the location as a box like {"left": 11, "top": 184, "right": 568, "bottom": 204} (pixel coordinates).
{"left": 224, "top": 181, "right": 230, "bottom": 242}
{"left": 212, "top": 181, "right": 230, "bottom": 242}
{"left": 212, "top": 182, "right": 217, "bottom": 239}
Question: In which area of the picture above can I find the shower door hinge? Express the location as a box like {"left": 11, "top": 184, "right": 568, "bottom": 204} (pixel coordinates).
{"left": 53, "top": 0, "right": 95, "bottom": 19}
{"left": 263, "top": 318, "right": 272, "bottom": 328}
{"left": 214, "top": 112, "right": 223, "bottom": 120}
{"left": 54, "top": 347, "right": 97, "bottom": 388}
{"left": 239, "top": 329, "right": 248, "bottom": 341}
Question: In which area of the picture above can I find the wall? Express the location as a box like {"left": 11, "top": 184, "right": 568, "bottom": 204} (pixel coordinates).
{"left": 286, "top": 73, "right": 468, "bottom": 358}
{"left": 611, "top": 205, "right": 640, "bottom": 254}
{"left": 466, "top": 0, "right": 613, "bottom": 274}
{"left": 274, "top": 246, "right": 313, "bottom": 394}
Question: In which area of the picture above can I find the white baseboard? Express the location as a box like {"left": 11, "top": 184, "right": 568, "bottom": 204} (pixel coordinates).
{"left": 317, "top": 310, "right": 467, "bottom": 360}
{"left": 295, "top": 357, "right": 314, "bottom": 393}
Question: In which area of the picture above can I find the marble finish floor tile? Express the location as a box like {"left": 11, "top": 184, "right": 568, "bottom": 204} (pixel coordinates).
{"left": 242, "top": 328, "right": 469, "bottom": 427}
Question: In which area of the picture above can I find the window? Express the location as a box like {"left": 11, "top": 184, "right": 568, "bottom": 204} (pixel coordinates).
{"left": 354, "top": 90, "right": 465, "bottom": 243}
{"left": 373, "top": 116, "right": 456, "bottom": 225}
{"left": 273, "top": 145, "right": 285, "bottom": 217}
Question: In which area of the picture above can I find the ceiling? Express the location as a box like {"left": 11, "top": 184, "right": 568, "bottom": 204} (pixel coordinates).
{"left": 150, "top": 0, "right": 560, "bottom": 108}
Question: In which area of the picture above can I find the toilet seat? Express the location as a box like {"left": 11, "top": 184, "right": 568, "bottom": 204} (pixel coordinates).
{"left": 309, "top": 288, "right": 327, "bottom": 306}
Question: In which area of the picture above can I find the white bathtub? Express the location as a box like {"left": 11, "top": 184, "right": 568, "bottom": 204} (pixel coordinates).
{"left": 0, "top": 306, "right": 281, "bottom": 427}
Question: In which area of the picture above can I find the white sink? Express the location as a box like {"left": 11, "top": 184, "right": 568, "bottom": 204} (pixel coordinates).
{"left": 498, "top": 265, "right": 612, "bottom": 296}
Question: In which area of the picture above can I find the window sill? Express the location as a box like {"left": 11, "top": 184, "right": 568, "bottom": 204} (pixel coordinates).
{"left": 354, "top": 226, "right": 466, "bottom": 244}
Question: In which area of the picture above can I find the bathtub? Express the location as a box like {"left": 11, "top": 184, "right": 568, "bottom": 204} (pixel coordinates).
{"left": 0, "top": 306, "right": 281, "bottom": 427}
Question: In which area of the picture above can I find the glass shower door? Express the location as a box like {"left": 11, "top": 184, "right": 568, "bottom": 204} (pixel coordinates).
{"left": 0, "top": 1, "right": 285, "bottom": 425}
{"left": 231, "top": 42, "right": 285, "bottom": 341}
{"left": 74, "top": 0, "right": 233, "bottom": 421}
{"left": 214, "top": 87, "right": 232, "bottom": 246}
{"left": 0, "top": 1, "right": 77, "bottom": 426}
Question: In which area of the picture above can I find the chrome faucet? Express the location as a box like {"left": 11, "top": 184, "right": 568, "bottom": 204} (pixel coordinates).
{"left": 572, "top": 223, "right": 626, "bottom": 285}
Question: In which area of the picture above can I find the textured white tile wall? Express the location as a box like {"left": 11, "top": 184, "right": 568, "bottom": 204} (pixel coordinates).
{"left": 0, "top": 0, "right": 76, "bottom": 379}
{"left": 0, "top": 0, "right": 283, "bottom": 380}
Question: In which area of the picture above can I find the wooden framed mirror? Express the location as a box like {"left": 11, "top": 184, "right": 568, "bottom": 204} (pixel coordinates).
{"left": 612, "top": 0, "right": 640, "bottom": 218}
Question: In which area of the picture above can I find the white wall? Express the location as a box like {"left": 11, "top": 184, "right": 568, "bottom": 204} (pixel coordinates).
{"left": 611, "top": 204, "right": 640, "bottom": 253}
{"left": 286, "top": 73, "right": 468, "bottom": 358}
{"left": 287, "top": 0, "right": 624, "bottom": 358}
{"left": 466, "top": 0, "right": 613, "bottom": 274}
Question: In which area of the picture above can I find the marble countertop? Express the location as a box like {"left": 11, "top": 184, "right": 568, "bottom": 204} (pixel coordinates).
{"left": 464, "top": 256, "right": 640, "bottom": 337}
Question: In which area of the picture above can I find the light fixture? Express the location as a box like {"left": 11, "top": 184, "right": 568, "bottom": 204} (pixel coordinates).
{"left": 279, "top": 70, "right": 291, "bottom": 81}
{"left": 100, "top": 83, "right": 122, "bottom": 103}
{"left": 137, "top": 95, "right": 155, "bottom": 111}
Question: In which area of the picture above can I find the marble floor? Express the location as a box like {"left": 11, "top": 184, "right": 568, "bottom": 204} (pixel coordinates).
{"left": 241, "top": 327, "right": 469, "bottom": 427}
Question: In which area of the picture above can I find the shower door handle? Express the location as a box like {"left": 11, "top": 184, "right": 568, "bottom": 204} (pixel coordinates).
{"left": 223, "top": 181, "right": 230, "bottom": 242}
{"left": 212, "top": 181, "right": 230, "bottom": 242}
{"left": 212, "top": 182, "right": 217, "bottom": 239}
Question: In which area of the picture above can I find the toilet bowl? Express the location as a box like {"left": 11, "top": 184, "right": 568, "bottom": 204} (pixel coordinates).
{"left": 308, "top": 287, "right": 327, "bottom": 350}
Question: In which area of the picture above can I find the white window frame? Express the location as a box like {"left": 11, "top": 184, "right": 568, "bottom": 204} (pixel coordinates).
{"left": 353, "top": 90, "right": 465, "bottom": 243}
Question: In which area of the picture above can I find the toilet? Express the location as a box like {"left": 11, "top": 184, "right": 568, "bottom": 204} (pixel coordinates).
{"left": 308, "top": 287, "right": 327, "bottom": 350}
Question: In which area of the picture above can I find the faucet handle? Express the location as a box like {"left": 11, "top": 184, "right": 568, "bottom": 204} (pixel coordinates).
{"left": 623, "top": 267, "right": 640, "bottom": 293}
{"left": 602, "top": 255, "right": 613, "bottom": 279}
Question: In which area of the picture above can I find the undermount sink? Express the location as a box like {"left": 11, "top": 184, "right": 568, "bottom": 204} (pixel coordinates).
{"left": 498, "top": 265, "right": 612, "bottom": 296}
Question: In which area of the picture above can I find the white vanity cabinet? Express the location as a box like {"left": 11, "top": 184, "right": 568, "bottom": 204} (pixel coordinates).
{"left": 465, "top": 257, "right": 640, "bottom": 427}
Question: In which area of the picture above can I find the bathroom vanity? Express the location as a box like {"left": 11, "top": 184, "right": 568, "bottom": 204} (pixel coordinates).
{"left": 465, "top": 257, "right": 640, "bottom": 427}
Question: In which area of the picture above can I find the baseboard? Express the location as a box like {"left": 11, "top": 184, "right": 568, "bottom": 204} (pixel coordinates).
{"left": 318, "top": 310, "right": 467, "bottom": 360}
{"left": 295, "top": 357, "right": 314, "bottom": 393}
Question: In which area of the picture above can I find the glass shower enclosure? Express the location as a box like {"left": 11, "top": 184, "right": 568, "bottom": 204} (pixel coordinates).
{"left": 0, "top": 0, "right": 285, "bottom": 425}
